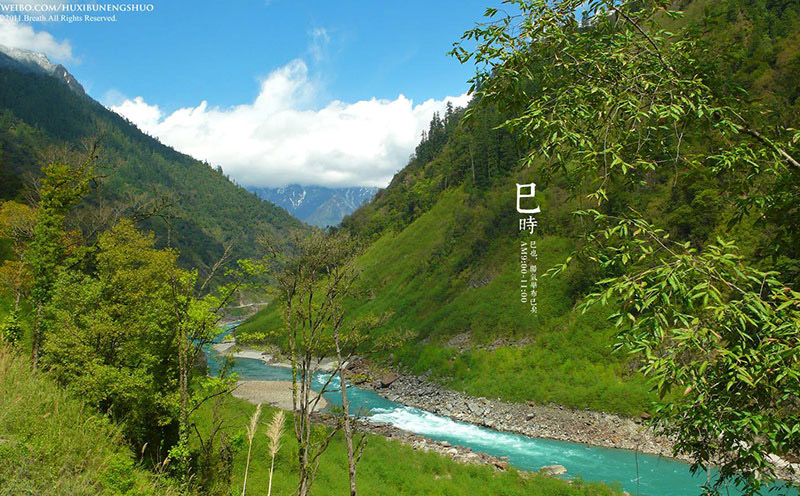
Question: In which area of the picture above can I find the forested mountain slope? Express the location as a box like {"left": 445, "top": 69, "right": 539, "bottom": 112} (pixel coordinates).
{"left": 0, "top": 64, "right": 305, "bottom": 270}
{"left": 238, "top": 0, "right": 800, "bottom": 416}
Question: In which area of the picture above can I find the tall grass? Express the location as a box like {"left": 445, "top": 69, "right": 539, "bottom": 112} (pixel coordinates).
{"left": 0, "top": 345, "right": 176, "bottom": 495}
{"left": 241, "top": 403, "right": 261, "bottom": 496}
{"left": 265, "top": 409, "right": 285, "bottom": 496}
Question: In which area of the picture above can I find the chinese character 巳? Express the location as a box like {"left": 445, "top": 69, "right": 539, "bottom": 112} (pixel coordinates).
{"left": 516, "top": 183, "right": 540, "bottom": 233}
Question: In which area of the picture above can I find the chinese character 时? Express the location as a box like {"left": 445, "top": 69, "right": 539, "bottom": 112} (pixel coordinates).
{"left": 516, "top": 183, "right": 541, "bottom": 214}
{"left": 519, "top": 216, "right": 538, "bottom": 234}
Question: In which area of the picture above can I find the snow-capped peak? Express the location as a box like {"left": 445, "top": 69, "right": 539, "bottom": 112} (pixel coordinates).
{"left": 0, "top": 44, "right": 85, "bottom": 96}
{"left": 0, "top": 44, "right": 56, "bottom": 73}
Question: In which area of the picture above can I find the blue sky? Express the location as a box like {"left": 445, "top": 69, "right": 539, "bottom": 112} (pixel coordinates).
{"left": 36, "top": 0, "right": 490, "bottom": 112}
{"left": 0, "top": 0, "right": 498, "bottom": 187}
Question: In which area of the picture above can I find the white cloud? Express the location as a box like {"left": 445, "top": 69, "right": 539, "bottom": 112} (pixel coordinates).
{"left": 0, "top": 17, "right": 74, "bottom": 62}
{"left": 111, "top": 59, "right": 470, "bottom": 188}
{"left": 113, "top": 96, "right": 164, "bottom": 132}
{"left": 308, "top": 27, "right": 330, "bottom": 62}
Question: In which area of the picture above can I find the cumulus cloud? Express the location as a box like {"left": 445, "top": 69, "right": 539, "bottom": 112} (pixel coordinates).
{"left": 111, "top": 59, "right": 470, "bottom": 188}
{"left": 0, "top": 17, "right": 74, "bottom": 62}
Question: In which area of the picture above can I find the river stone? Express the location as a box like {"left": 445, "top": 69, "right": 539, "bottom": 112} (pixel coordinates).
{"left": 493, "top": 461, "right": 510, "bottom": 470}
{"left": 379, "top": 373, "right": 399, "bottom": 388}
{"left": 539, "top": 464, "right": 568, "bottom": 476}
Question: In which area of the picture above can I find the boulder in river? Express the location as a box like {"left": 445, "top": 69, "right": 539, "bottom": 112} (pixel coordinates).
{"left": 539, "top": 464, "right": 567, "bottom": 476}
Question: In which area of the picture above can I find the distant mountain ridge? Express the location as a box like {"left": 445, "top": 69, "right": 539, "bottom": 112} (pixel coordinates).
{"left": 0, "top": 45, "right": 85, "bottom": 95}
{"left": 248, "top": 184, "right": 379, "bottom": 227}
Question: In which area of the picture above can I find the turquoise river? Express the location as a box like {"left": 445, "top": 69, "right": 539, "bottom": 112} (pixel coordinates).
{"left": 207, "top": 348, "right": 796, "bottom": 496}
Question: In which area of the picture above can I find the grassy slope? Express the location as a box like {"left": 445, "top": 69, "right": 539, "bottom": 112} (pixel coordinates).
{"left": 196, "top": 396, "right": 622, "bottom": 496}
{"left": 0, "top": 346, "right": 176, "bottom": 496}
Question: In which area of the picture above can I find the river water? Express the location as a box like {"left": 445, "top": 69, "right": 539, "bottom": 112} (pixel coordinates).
{"left": 208, "top": 350, "right": 796, "bottom": 496}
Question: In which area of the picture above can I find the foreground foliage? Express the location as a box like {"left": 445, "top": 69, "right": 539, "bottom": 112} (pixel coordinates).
{"left": 42, "top": 220, "right": 186, "bottom": 450}
{"left": 455, "top": 0, "right": 800, "bottom": 491}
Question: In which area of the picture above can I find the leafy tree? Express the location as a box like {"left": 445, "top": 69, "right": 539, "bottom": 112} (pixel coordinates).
{"left": 0, "top": 309, "right": 22, "bottom": 346}
{"left": 42, "top": 220, "right": 184, "bottom": 447}
{"left": 0, "top": 200, "right": 36, "bottom": 312}
{"left": 26, "top": 153, "right": 96, "bottom": 368}
{"left": 453, "top": 0, "right": 800, "bottom": 492}
{"left": 166, "top": 250, "right": 266, "bottom": 486}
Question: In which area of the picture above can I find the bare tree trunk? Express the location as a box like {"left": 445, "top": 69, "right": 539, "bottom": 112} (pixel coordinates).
{"left": 469, "top": 141, "right": 476, "bottom": 186}
{"left": 177, "top": 334, "right": 190, "bottom": 480}
{"left": 31, "top": 306, "right": 41, "bottom": 369}
{"left": 297, "top": 474, "right": 309, "bottom": 496}
{"left": 333, "top": 328, "right": 359, "bottom": 496}
{"left": 339, "top": 363, "right": 358, "bottom": 496}
{"left": 295, "top": 353, "right": 313, "bottom": 496}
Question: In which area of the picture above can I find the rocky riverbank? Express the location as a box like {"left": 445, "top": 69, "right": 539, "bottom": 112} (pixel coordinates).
{"left": 214, "top": 340, "right": 800, "bottom": 483}
{"left": 309, "top": 412, "right": 565, "bottom": 478}
{"left": 215, "top": 339, "right": 676, "bottom": 461}
{"left": 346, "top": 360, "right": 680, "bottom": 461}
{"left": 232, "top": 380, "right": 328, "bottom": 410}
{"left": 346, "top": 364, "right": 800, "bottom": 484}
{"left": 212, "top": 340, "right": 339, "bottom": 372}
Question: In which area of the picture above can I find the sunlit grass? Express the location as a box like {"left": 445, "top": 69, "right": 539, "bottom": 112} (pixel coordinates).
{"left": 0, "top": 345, "right": 176, "bottom": 495}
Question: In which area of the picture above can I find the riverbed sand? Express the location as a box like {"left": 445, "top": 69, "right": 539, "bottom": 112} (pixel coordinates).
{"left": 212, "top": 341, "right": 340, "bottom": 372}
{"left": 232, "top": 380, "right": 328, "bottom": 411}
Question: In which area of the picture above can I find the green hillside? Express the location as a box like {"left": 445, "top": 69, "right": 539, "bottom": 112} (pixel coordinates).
{"left": 0, "top": 67, "right": 304, "bottom": 271}
{"left": 238, "top": 0, "right": 800, "bottom": 416}
{"left": 239, "top": 131, "right": 656, "bottom": 414}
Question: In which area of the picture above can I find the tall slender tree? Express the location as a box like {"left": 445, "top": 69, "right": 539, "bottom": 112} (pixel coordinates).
{"left": 263, "top": 230, "right": 363, "bottom": 496}
{"left": 27, "top": 152, "right": 96, "bottom": 368}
